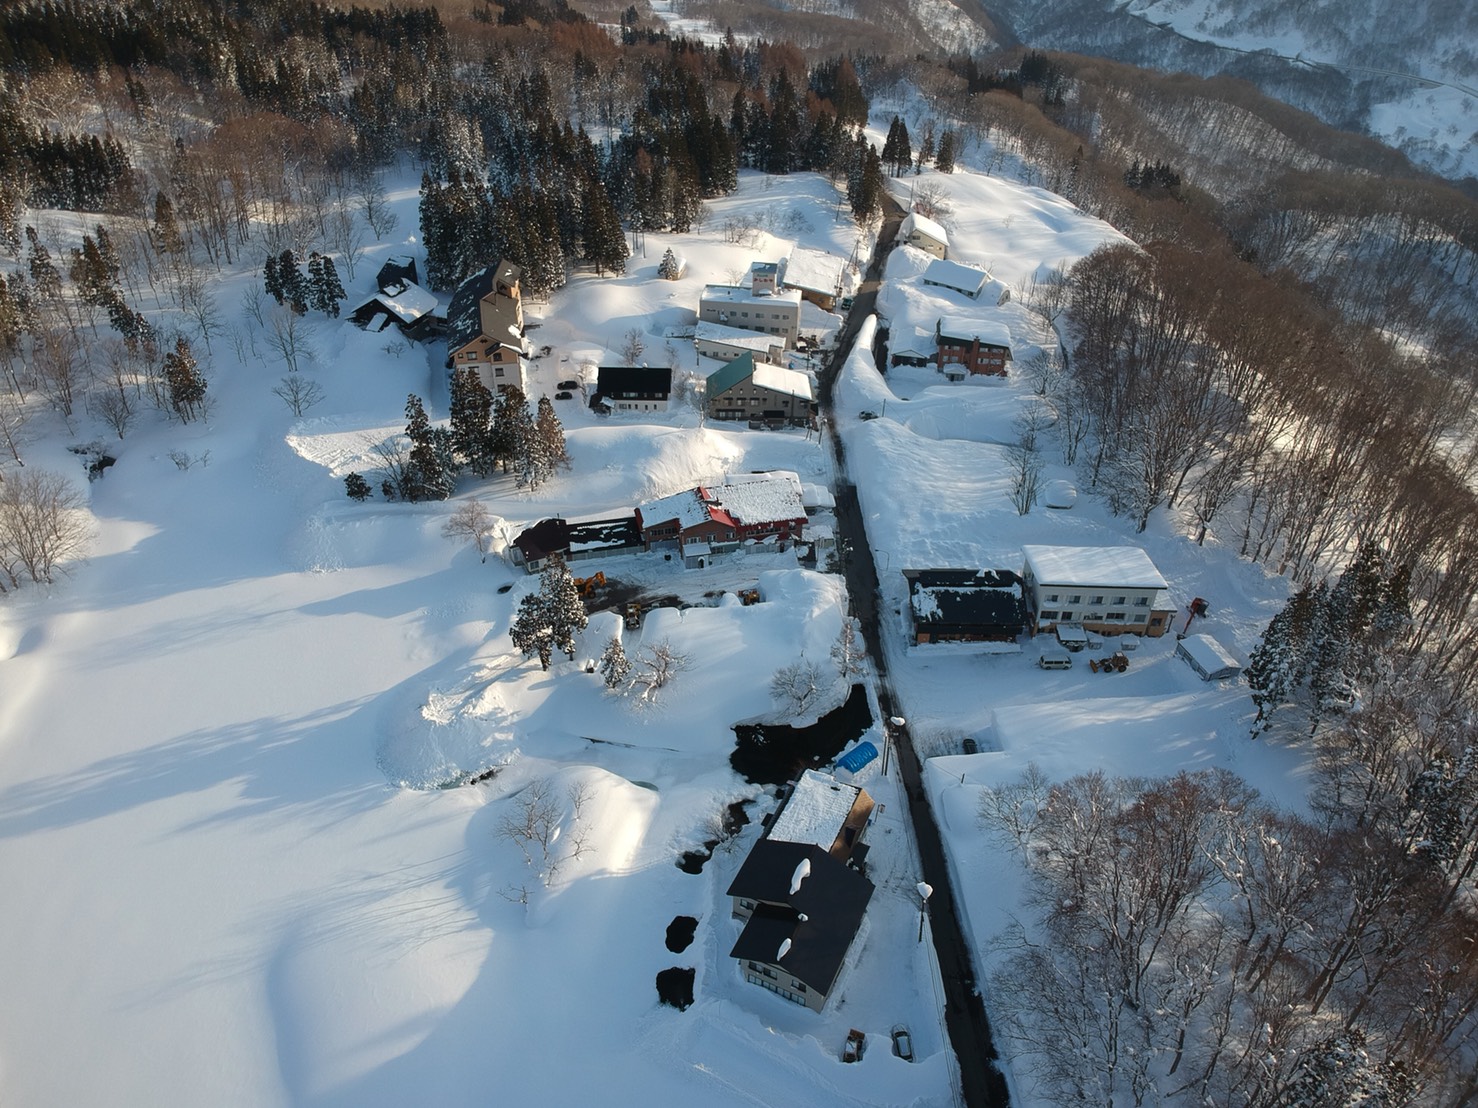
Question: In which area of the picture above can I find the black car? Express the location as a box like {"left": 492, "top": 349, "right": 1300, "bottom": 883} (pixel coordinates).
{"left": 555, "top": 391, "right": 573, "bottom": 400}
{"left": 962, "top": 737, "right": 978, "bottom": 754}
{"left": 557, "top": 379, "right": 579, "bottom": 390}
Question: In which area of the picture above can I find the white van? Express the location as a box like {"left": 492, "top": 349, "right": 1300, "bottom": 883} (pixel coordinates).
{"left": 1039, "top": 649, "right": 1073, "bottom": 670}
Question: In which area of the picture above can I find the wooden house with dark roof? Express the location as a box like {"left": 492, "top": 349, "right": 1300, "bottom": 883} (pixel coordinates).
{"left": 726, "top": 840, "right": 874, "bottom": 1011}
{"left": 902, "top": 568, "right": 1029, "bottom": 644}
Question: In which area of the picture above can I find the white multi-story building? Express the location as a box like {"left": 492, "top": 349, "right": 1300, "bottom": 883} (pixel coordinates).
{"left": 1021, "top": 545, "right": 1175, "bottom": 638}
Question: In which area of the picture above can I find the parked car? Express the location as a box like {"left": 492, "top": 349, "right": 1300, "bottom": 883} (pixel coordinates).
{"left": 554, "top": 391, "right": 573, "bottom": 400}
{"left": 843, "top": 1028, "right": 866, "bottom": 1063}
{"left": 557, "top": 379, "right": 579, "bottom": 389}
{"left": 962, "top": 737, "right": 978, "bottom": 755}
{"left": 891, "top": 1025, "right": 914, "bottom": 1062}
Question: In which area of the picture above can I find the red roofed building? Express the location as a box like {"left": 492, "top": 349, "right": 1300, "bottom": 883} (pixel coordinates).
{"left": 635, "top": 473, "right": 806, "bottom": 565}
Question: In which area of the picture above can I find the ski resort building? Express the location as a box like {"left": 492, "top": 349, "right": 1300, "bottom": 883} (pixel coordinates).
{"left": 936, "top": 317, "right": 1012, "bottom": 378}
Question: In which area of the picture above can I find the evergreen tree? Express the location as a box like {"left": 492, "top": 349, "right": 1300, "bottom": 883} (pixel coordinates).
{"left": 581, "top": 177, "right": 628, "bottom": 277}
{"left": 543, "top": 555, "right": 589, "bottom": 662}
{"left": 308, "top": 252, "right": 346, "bottom": 316}
{"left": 403, "top": 393, "right": 454, "bottom": 501}
{"left": 510, "top": 589, "right": 554, "bottom": 671}
{"left": 448, "top": 368, "right": 496, "bottom": 476}
{"left": 164, "top": 336, "right": 206, "bottom": 422}
{"left": 25, "top": 227, "right": 62, "bottom": 303}
{"left": 598, "top": 635, "right": 629, "bottom": 689}
{"left": 344, "top": 472, "right": 372, "bottom": 501}
{"left": 277, "top": 249, "right": 309, "bottom": 314}
{"left": 521, "top": 394, "right": 570, "bottom": 490}
{"left": 658, "top": 247, "right": 680, "bottom": 280}
{"left": 510, "top": 556, "right": 589, "bottom": 671}
{"left": 935, "top": 129, "right": 957, "bottom": 174}
{"left": 263, "top": 252, "right": 284, "bottom": 304}
{"left": 915, "top": 121, "right": 935, "bottom": 173}
{"left": 1246, "top": 584, "right": 1320, "bottom": 737}
{"left": 891, "top": 117, "right": 911, "bottom": 177}
{"left": 152, "top": 192, "right": 184, "bottom": 257}
{"left": 491, "top": 385, "right": 533, "bottom": 475}
{"left": 850, "top": 144, "right": 884, "bottom": 222}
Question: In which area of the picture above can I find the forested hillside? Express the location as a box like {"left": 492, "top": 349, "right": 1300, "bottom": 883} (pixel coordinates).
{"left": 3, "top": 2, "right": 1478, "bottom": 1101}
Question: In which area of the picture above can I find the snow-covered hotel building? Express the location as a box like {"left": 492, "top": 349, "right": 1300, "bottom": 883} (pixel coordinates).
{"left": 698, "top": 276, "right": 802, "bottom": 350}
{"left": 1021, "top": 545, "right": 1176, "bottom": 638}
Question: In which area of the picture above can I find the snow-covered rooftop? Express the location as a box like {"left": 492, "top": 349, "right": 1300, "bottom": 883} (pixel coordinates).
{"left": 900, "top": 212, "right": 948, "bottom": 245}
{"left": 1177, "top": 633, "right": 1242, "bottom": 678}
{"left": 750, "top": 361, "right": 813, "bottom": 401}
{"left": 1021, "top": 545, "right": 1169, "bottom": 590}
{"left": 700, "top": 284, "right": 803, "bottom": 308}
{"left": 920, "top": 259, "right": 989, "bottom": 296}
{"left": 768, "top": 770, "right": 864, "bottom": 853}
{"left": 694, "top": 321, "right": 785, "bottom": 351}
{"left": 376, "top": 280, "right": 437, "bottom": 320}
{"left": 638, "top": 472, "right": 804, "bottom": 531}
{"left": 782, "top": 247, "right": 846, "bottom": 295}
{"left": 937, "top": 316, "right": 1012, "bottom": 349}
{"left": 715, "top": 472, "right": 805, "bottom": 525}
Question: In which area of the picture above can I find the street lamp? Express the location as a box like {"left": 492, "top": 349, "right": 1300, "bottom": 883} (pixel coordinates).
{"left": 881, "top": 715, "right": 905, "bottom": 776}
{"left": 916, "top": 881, "right": 933, "bottom": 943}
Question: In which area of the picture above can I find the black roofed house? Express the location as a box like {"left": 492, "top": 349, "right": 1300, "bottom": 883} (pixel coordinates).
{"left": 348, "top": 280, "right": 440, "bottom": 340}
{"left": 446, "top": 259, "right": 527, "bottom": 394}
{"left": 592, "top": 366, "right": 673, "bottom": 413}
{"left": 509, "top": 514, "right": 643, "bottom": 573}
{"left": 375, "top": 254, "right": 419, "bottom": 292}
{"left": 727, "top": 840, "right": 874, "bottom": 1012}
{"left": 903, "top": 568, "right": 1029, "bottom": 644}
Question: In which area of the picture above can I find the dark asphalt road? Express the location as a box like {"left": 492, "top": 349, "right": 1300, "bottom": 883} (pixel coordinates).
{"left": 820, "top": 193, "right": 1012, "bottom": 1108}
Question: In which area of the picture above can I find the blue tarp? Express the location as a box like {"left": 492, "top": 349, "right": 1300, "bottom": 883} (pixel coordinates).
{"left": 835, "top": 741, "right": 878, "bottom": 774}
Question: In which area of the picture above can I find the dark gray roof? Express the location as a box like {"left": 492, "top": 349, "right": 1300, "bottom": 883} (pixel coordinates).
{"left": 446, "top": 266, "right": 499, "bottom": 355}
{"left": 903, "top": 568, "right": 1028, "bottom": 630}
{"left": 513, "top": 515, "right": 640, "bottom": 562}
{"left": 727, "top": 840, "right": 873, "bottom": 997}
{"left": 595, "top": 366, "right": 673, "bottom": 400}
{"left": 376, "top": 255, "right": 418, "bottom": 293}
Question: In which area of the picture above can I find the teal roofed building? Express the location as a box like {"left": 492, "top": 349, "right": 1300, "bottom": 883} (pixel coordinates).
{"left": 705, "top": 352, "right": 814, "bottom": 424}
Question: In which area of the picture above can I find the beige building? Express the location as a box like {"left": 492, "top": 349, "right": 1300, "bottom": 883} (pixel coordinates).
{"left": 698, "top": 268, "right": 802, "bottom": 350}
{"left": 705, "top": 352, "right": 814, "bottom": 423}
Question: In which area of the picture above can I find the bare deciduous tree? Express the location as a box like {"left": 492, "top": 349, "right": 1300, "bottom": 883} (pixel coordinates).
{"left": 770, "top": 657, "right": 826, "bottom": 715}
{"left": 635, "top": 638, "right": 688, "bottom": 699}
{"left": 271, "top": 374, "right": 325, "bottom": 417}
{"left": 619, "top": 327, "right": 645, "bottom": 364}
{"left": 441, "top": 498, "right": 497, "bottom": 562}
{"left": 0, "top": 469, "right": 93, "bottom": 588}
{"left": 265, "top": 303, "right": 311, "bottom": 373}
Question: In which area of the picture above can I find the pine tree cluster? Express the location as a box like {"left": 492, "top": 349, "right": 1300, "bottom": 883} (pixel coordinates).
{"left": 1247, "top": 542, "right": 1412, "bottom": 736}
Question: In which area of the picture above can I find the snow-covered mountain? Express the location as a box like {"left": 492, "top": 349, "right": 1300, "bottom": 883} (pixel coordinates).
{"left": 978, "top": 0, "right": 1478, "bottom": 180}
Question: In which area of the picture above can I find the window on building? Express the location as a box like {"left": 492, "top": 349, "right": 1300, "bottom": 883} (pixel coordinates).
{"left": 1060, "top": 611, "right": 1074, "bottom": 621}
{"left": 1040, "top": 610, "right": 1059, "bottom": 620}
{"left": 1090, "top": 595, "right": 1104, "bottom": 605}
{"left": 1069, "top": 595, "right": 1082, "bottom": 604}
{"left": 1105, "top": 612, "right": 1125, "bottom": 621}
{"left": 1113, "top": 596, "right": 1127, "bottom": 605}
{"left": 1135, "top": 597, "right": 1149, "bottom": 606}
{"left": 1045, "top": 593, "right": 1059, "bottom": 602}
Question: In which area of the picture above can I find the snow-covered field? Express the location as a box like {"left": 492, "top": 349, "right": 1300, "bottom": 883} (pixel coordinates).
{"left": 0, "top": 139, "right": 1309, "bottom": 1107}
